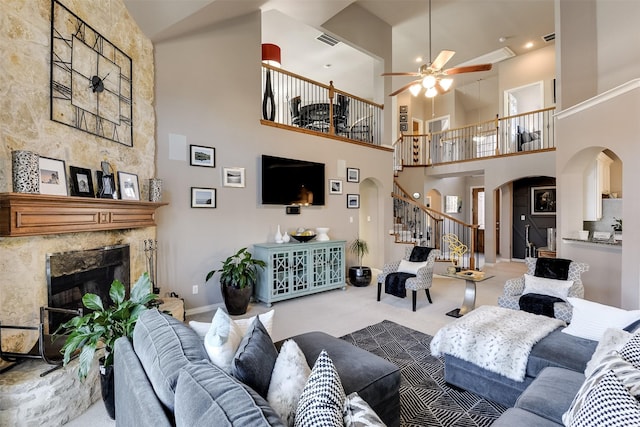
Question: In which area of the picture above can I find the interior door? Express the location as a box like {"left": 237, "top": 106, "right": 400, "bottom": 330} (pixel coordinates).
{"left": 472, "top": 187, "right": 485, "bottom": 253}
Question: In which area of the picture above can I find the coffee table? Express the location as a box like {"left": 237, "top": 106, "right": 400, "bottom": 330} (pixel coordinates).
{"left": 442, "top": 271, "right": 494, "bottom": 318}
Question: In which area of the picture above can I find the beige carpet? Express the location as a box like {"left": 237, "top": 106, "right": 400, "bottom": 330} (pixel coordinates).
{"left": 65, "top": 259, "right": 526, "bottom": 425}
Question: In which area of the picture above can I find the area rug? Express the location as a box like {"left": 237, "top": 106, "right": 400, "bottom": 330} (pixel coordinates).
{"left": 341, "top": 320, "right": 507, "bottom": 427}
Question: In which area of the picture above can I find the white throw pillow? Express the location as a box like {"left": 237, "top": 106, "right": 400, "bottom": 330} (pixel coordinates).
{"left": 267, "top": 340, "right": 311, "bottom": 427}
{"left": 190, "top": 309, "right": 275, "bottom": 339}
{"left": 585, "top": 328, "right": 633, "bottom": 377}
{"left": 202, "top": 309, "right": 275, "bottom": 373}
{"left": 397, "top": 259, "right": 428, "bottom": 275}
{"left": 562, "top": 298, "right": 640, "bottom": 341}
{"left": 188, "top": 320, "right": 210, "bottom": 339}
{"left": 522, "top": 273, "right": 573, "bottom": 301}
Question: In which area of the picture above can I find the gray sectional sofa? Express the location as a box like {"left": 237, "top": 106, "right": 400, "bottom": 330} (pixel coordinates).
{"left": 114, "top": 309, "right": 401, "bottom": 427}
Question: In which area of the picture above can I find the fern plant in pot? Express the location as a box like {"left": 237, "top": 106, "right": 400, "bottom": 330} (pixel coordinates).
{"left": 348, "top": 238, "right": 372, "bottom": 287}
{"left": 56, "top": 273, "right": 157, "bottom": 419}
{"left": 206, "top": 247, "right": 266, "bottom": 315}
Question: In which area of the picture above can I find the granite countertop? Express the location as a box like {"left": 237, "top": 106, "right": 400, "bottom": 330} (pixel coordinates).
{"left": 562, "top": 237, "right": 622, "bottom": 246}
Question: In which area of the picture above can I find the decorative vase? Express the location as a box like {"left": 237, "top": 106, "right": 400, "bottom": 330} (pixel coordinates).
{"left": 275, "top": 225, "right": 283, "bottom": 243}
{"left": 221, "top": 283, "right": 253, "bottom": 315}
{"left": 99, "top": 358, "right": 116, "bottom": 420}
{"left": 282, "top": 231, "right": 290, "bottom": 243}
{"left": 148, "top": 178, "right": 162, "bottom": 202}
{"left": 316, "top": 227, "right": 330, "bottom": 241}
{"left": 262, "top": 70, "right": 276, "bottom": 121}
{"left": 348, "top": 266, "right": 372, "bottom": 287}
{"left": 12, "top": 150, "right": 40, "bottom": 194}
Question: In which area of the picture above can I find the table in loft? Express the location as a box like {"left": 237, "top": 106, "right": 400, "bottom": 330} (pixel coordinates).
{"left": 442, "top": 271, "right": 494, "bottom": 318}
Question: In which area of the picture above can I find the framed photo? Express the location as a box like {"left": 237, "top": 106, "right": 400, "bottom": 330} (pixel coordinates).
{"left": 347, "top": 194, "right": 360, "bottom": 209}
{"left": 117, "top": 171, "right": 140, "bottom": 201}
{"left": 223, "top": 167, "right": 245, "bottom": 188}
{"left": 531, "top": 186, "right": 556, "bottom": 215}
{"left": 96, "top": 171, "right": 117, "bottom": 199}
{"left": 69, "top": 166, "right": 94, "bottom": 197}
{"left": 39, "top": 157, "right": 68, "bottom": 196}
{"left": 399, "top": 113, "right": 408, "bottom": 123}
{"left": 400, "top": 123, "right": 409, "bottom": 132}
{"left": 190, "top": 145, "right": 215, "bottom": 167}
{"left": 399, "top": 105, "right": 408, "bottom": 113}
{"left": 191, "top": 187, "right": 216, "bottom": 208}
{"left": 329, "top": 179, "right": 343, "bottom": 195}
{"left": 346, "top": 167, "right": 360, "bottom": 183}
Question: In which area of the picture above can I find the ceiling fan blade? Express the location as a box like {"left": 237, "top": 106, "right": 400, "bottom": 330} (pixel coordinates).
{"left": 443, "top": 63, "right": 492, "bottom": 75}
{"left": 381, "top": 72, "right": 421, "bottom": 77}
{"left": 388, "top": 80, "right": 420, "bottom": 97}
{"left": 429, "top": 50, "right": 455, "bottom": 71}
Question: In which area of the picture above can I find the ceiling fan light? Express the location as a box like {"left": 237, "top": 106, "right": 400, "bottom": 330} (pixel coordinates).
{"left": 439, "top": 78, "right": 453, "bottom": 91}
{"left": 425, "top": 87, "right": 438, "bottom": 98}
{"left": 409, "top": 83, "right": 422, "bottom": 96}
{"left": 422, "top": 75, "right": 436, "bottom": 89}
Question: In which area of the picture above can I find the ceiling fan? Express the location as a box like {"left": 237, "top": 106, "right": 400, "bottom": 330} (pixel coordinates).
{"left": 382, "top": 0, "right": 492, "bottom": 98}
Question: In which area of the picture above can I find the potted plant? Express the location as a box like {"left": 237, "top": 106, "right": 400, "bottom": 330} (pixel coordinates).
{"left": 206, "top": 247, "right": 266, "bottom": 315}
{"left": 348, "top": 238, "right": 372, "bottom": 287}
{"left": 56, "top": 273, "right": 157, "bottom": 419}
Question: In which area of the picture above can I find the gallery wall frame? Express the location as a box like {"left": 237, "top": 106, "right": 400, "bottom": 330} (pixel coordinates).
{"left": 223, "top": 167, "right": 245, "bottom": 187}
{"left": 329, "top": 179, "right": 343, "bottom": 195}
{"left": 69, "top": 166, "right": 94, "bottom": 197}
{"left": 39, "top": 157, "right": 68, "bottom": 196}
{"left": 346, "top": 167, "right": 360, "bottom": 183}
{"left": 190, "top": 144, "right": 215, "bottom": 167}
{"left": 191, "top": 187, "right": 216, "bottom": 208}
{"left": 531, "top": 186, "right": 556, "bottom": 215}
{"left": 347, "top": 193, "right": 360, "bottom": 209}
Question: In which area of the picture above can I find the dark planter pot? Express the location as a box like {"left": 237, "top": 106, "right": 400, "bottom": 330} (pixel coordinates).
{"left": 99, "top": 359, "right": 115, "bottom": 420}
{"left": 348, "top": 266, "right": 372, "bottom": 287}
{"left": 221, "top": 283, "right": 253, "bottom": 315}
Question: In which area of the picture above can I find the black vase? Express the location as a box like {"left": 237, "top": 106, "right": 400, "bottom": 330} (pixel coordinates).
{"left": 348, "top": 266, "right": 372, "bottom": 287}
{"left": 221, "top": 283, "right": 253, "bottom": 315}
{"left": 262, "top": 70, "right": 276, "bottom": 121}
{"left": 100, "top": 360, "right": 116, "bottom": 420}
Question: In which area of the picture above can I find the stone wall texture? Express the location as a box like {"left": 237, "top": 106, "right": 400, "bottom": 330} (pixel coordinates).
{"left": 0, "top": 0, "right": 156, "bottom": 364}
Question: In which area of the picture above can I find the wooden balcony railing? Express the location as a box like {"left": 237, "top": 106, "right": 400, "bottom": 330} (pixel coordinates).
{"left": 394, "top": 107, "right": 556, "bottom": 169}
{"left": 392, "top": 180, "right": 479, "bottom": 270}
{"left": 261, "top": 64, "right": 384, "bottom": 146}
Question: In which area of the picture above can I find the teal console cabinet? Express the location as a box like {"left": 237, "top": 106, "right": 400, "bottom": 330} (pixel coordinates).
{"left": 253, "top": 240, "right": 346, "bottom": 306}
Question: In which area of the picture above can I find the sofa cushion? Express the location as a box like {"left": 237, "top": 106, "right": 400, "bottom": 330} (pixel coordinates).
{"left": 174, "top": 360, "right": 285, "bottom": 427}
{"left": 571, "top": 370, "right": 640, "bottom": 427}
{"left": 232, "top": 317, "right": 279, "bottom": 398}
{"left": 267, "top": 339, "right": 311, "bottom": 427}
{"left": 527, "top": 328, "right": 597, "bottom": 377}
{"left": 562, "top": 298, "right": 640, "bottom": 341}
{"left": 343, "top": 392, "right": 385, "bottom": 427}
{"left": 491, "top": 408, "right": 560, "bottom": 427}
{"left": 133, "top": 309, "right": 207, "bottom": 412}
{"left": 295, "top": 350, "right": 346, "bottom": 427}
{"left": 515, "top": 367, "right": 584, "bottom": 424}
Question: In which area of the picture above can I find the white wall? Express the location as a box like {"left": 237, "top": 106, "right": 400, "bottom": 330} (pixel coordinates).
{"left": 154, "top": 12, "right": 394, "bottom": 311}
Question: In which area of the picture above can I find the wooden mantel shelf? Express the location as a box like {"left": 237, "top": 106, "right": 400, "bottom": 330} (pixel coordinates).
{"left": 0, "top": 193, "right": 168, "bottom": 237}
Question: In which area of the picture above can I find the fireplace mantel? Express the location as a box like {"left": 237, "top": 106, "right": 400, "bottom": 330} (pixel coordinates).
{"left": 0, "top": 193, "right": 167, "bottom": 237}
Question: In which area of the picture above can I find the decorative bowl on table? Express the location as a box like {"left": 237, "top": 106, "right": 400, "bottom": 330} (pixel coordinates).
{"left": 290, "top": 232, "right": 317, "bottom": 243}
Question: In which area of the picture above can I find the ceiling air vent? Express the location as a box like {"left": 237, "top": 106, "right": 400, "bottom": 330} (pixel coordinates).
{"left": 542, "top": 33, "right": 555, "bottom": 43}
{"left": 316, "top": 33, "right": 340, "bottom": 47}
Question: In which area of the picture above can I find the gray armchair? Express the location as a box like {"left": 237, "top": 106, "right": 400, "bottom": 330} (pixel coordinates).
{"left": 377, "top": 246, "right": 440, "bottom": 311}
{"left": 497, "top": 257, "right": 589, "bottom": 322}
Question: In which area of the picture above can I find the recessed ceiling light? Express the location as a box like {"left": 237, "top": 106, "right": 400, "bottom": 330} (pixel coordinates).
{"left": 498, "top": 36, "right": 507, "bottom": 43}
{"left": 415, "top": 56, "right": 423, "bottom": 63}
{"left": 525, "top": 42, "right": 534, "bottom": 49}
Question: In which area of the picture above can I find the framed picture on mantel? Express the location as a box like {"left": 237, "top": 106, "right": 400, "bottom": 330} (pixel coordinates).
{"left": 39, "top": 157, "right": 68, "bottom": 196}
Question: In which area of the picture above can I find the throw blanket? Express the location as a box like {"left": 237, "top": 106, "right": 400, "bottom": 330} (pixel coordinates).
{"left": 534, "top": 258, "right": 571, "bottom": 280}
{"left": 519, "top": 293, "right": 564, "bottom": 318}
{"left": 430, "top": 305, "right": 565, "bottom": 381}
{"left": 385, "top": 272, "right": 412, "bottom": 298}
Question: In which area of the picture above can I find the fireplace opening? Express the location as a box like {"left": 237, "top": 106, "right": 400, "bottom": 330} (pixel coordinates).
{"left": 46, "top": 245, "right": 130, "bottom": 332}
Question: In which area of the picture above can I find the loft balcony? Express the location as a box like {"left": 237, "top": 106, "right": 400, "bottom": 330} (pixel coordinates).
{"left": 260, "top": 64, "right": 384, "bottom": 147}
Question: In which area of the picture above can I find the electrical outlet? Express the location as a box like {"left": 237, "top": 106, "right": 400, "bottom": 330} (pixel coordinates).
{"left": 521, "top": 215, "right": 526, "bottom": 221}
{"left": 349, "top": 216, "right": 353, "bottom": 223}
{"left": 192, "top": 285, "right": 198, "bottom": 294}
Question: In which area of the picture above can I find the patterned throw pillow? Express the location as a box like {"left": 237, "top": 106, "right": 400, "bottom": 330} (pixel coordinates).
{"left": 619, "top": 332, "right": 640, "bottom": 369}
{"left": 295, "top": 350, "right": 346, "bottom": 427}
{"left": 571, "top": 370, "right": 640, "bottom": 427}
{"left": 267, "top": 340, "right": 311, "bottom": 427}
{"left": 343, "top": 392, "right": 386, "bottom": 427}
{"left": 563, "top": 353, "right": 640, "bottom": 425}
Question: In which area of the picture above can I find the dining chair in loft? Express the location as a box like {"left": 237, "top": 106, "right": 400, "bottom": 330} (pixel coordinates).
{"left": 289, "top": 96, "right": 301, "bottom": 127}
{"left": 333, "top": 94, "right": 350, "bottom": 135}
{"left": 0, "top": 306, "right": 83, "bottom": 376}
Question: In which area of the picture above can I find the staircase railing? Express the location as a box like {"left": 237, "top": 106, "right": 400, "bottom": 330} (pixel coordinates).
{"left": 393, "top": 107, "right": 555, "bottom": 169}
{"left": 392, "top": 180, "right": 480, "bottom": 270}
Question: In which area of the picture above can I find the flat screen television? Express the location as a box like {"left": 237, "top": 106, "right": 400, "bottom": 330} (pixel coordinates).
{"left": 261, "top": 155, "right": 325, "bottom": 206}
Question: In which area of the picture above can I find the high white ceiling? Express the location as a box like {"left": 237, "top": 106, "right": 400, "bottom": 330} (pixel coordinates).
{"left": 123, "top": 0, "right": 555, "bottom": 103}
